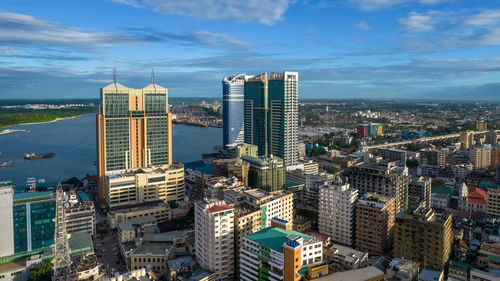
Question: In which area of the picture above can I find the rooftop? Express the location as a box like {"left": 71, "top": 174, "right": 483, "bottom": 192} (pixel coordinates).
{"left": 418, "top": 269, "right": 443, "bottom": 281}
{"left": 328, "top": 243, "right": 367, "bottom": 264}
{"left": 133, "top": 242, "right": 173, "bottom": 256}
{"left": 313, "top": 266, "right": 385, "bottom": 281}
{"left": 207, "top": 204, "right": 233, "bottom": 213}
{"left": 246, "top": 226, "right": 314, "bottom": 252}
{"left": 13, "top": 191, "right": 53, "bottom": 204}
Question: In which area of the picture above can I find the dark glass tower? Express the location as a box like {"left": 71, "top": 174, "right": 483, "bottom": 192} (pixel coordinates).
{"left": 222, "top": 74, "right": 247, "bottom": 148}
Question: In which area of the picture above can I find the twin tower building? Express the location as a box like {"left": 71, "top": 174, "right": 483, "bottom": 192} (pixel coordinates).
{"left": 223, "top": 71, "right": 299, "bottom": 166}
{"left": 97, "top": 71, "right": 298, "bottom": 206}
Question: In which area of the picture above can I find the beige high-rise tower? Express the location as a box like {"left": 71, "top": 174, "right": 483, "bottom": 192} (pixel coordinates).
{"left": 97, "top": 71, "right": 172, "bottom": 205}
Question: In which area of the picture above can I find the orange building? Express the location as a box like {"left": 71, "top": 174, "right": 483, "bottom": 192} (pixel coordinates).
{"left": 97, "top": 74, "right": 172, "bottom": 205}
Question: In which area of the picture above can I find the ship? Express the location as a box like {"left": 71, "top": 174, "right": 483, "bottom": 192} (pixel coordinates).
{"left": 24, "top": 153, "right": 55, "bottom": 160}
{"left": 0, "top": 160, "right": 13, "bottom": 167}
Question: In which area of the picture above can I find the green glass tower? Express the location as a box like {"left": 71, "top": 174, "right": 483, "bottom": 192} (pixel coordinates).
{"left": 243, "top": 155, "right": 286, "bottom": 192}
{"left": 244, "top": 72, "right": 298, "bottom": 166}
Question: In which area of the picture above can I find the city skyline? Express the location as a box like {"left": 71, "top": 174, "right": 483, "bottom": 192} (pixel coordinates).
{"left": 0, "top": 0, "right": 500, "bottom": 100}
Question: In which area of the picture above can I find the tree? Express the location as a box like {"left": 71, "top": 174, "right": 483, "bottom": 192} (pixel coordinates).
{"left": 326, "top": 166, "right": 339, "bottom": 174}
{"left": 62, "top": 177, "right": 83, "bottom": 187}
{"left": 406, "top": 143, "right": 418, "bottom": 151}
{"left": 168, "top": 200, "right": 179, "bottom": 209}
{"left": 406, "top": 159, "right": 419, "bottom": 168}
{"left": 29, "top": 262, "right": 52, "bottom": 281}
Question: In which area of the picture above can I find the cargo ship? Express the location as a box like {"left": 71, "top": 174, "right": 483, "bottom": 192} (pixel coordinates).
{"left": 24, "top": 153, "right": 55, "bottom": 160}
{"left": 0, "top": 160, "right": 13, "bottom": 167}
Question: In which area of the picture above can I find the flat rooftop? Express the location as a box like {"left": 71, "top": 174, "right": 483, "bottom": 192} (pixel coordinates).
{"left": 133, "top": 242, "right": 173, "bottom": 256}
{"left": 246, "top": 227, "right": 313, "bottom": 252}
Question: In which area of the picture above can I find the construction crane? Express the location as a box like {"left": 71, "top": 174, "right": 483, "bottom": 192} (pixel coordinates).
{"left": 52, "top": 184, "right": 72, "bottom": 281}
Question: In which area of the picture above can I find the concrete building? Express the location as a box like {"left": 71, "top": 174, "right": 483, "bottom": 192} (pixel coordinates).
{"left": 107, "top": 201, "right": 172, "bottom": 229}
{"left": 487, "top": 186, "right": 500, "bottom": 218}
{"left": 225, "top": 143, "right": 258, "bottom": 159}
{"left": 0, "top": 186, "right": 14, "bottom": 257}
{"left": 408, "top": 176, "right": 431, "bottom": 211}
{"left": 355, "top": 193, "right": 395, "bottom": 256}
{"left": 490, "top": 147, "right": 500, "bottom": 171}
{"left": 377, "top": 148, "right": 407, "bottom": 165}
{"left": 324, "top": 243, "right": 368, "bottom": 271}
{"left": 65, "top": 192, "right": 96, "bottom": 235}
{"left": 242, "top": 189, "right": 294, "bottom": 228}
{"left": 318, "top": 182, "right": 358, "bottom": 246}
{"left": 470, "top": 145, "right": 492, "bottom": 170}
{"left": 195, "top": 200, "right": 234, "bottom": 280}
{"left": 344, "top": 162, "right": 409, "bottom": 214}
{"left": 459, "top": 187, "right": 487, "bottom": 215}
{"left": 286, "top": 170, "right": 333, "bottom": 191}
{"left": 233, "top": 203, "right": 262, "bottom": 278}
{"left": 420, "top": 149, "right": 446, "bottom": 169}
{"left": 118, "top": 215, "right": 158, "bottom": 243}
{"left": 97, "top": 75, "right": 173, "bottom": 205}
{"left": 418, "top": 269, "right": 444, "bottom": 281}
{"left": 386, "top": 258, "right": 420, "bottom": 281}
{"left": 239, "top": 219, "right": 323, "bottom": 281}
{"left": 393, "top": 208, "right": 452, "bottom": 270}
{"left": 476, "top": 121, "right": 487, "bottom": 131}
{"left": 244, "top": 72, "right": 299, "bottom": 166}
{"left": 460, "top": 131, "right": 474, "bottom": 150}
{"left": 222, "top": 74, "right": 248, "bottom": 147}
{"left": 470, "top": 268, "right": 500, "bottom": 281}
{"left": 448, "top": 260, "right": 468, "bottom": 281}
{"left": 243, "top": 155, "right": 285, "bottom": 192}
{"left": 212, "top": 158, "right": 249, "bottom": 186}
{"left": 431, "top": 193, "right": 449, "bottom": 210}
{"left": 204, "top": 176, "right": 245, "bottom": 200}
{"left": 104, "top": 163, "right": 184, "bottom": 208}
{"left": 486, "top": 131, "right": 498, "bottom": 146}
{"left": 286, "top": 160, "right": 319, "bottom": 175}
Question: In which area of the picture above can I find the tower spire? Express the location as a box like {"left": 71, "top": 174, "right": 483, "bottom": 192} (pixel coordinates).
{"left": 113, "top": 66, "right": 117, "bottom": 84}
{"left": 151, "top": 68, "right": 155, "bottom": 85}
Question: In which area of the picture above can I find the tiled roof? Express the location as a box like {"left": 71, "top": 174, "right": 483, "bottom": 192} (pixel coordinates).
{"left": 467, "top": 187, "right": 487, "bottom": 205}
{"left": 207, "top": 204, "right": 232, "bottom": 213}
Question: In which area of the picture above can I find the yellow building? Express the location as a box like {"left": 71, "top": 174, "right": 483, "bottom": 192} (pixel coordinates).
{"left": 476, "top": 121, "right": 487, "bottom": 131}
{"left": 487, "top": 187, "right": 500, "bottom": 218}
{"left": 97, "top": 73, "right": 173, "bottom": 205}
{"left": 106, "top": 201, "right": 172, "bottom": 229}
{"left": 459, "top": 131, "right": 474, "bottom": 150}
{"left": 393, "top": 208, "right": 452, "bottom": 270}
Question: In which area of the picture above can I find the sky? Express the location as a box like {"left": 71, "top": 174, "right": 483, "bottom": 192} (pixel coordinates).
{"left": 1, "top": 0, "right": 500, "bottom": 100}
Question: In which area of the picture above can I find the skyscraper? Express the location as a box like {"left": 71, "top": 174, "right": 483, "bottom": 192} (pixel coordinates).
{"left": 0, "top": 186, "right": 14, "bottom": 257}
{"left": 244, "top": 72, "right": 299, "bottom": 166}
{"left": 97, "top": 72, "right": 173, "bottom": 205}
{"left": 222, "top": 74, "right": 247, "bottom": 148}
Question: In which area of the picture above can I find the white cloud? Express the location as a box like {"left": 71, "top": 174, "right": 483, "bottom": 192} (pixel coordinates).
{"left": 398, "top": 11, "right": 437, "bottom": 32}
{"left": 355, "top": 21, "right": 372, "bottom": 30}
{"left": 463, "top": 9, "right": 500, "bottom": 26}
{"left": 110, "top": 0, "right": 290, "bottom": 25}
{"left": 350, "top": 0, "right": 450, "bottom": 11}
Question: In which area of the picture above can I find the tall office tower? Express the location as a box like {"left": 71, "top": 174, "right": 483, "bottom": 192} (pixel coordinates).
{"left": 0, "top": 187, "right": 14, "bottom": 257}
{"left": 486, "top": 131, "right": 498, "bottom": 146}
{"left": 393, "top": 208, "right": 452, "bottom": 270}
{"left": 195, "top": 199, "right": 234, "bottom": 280}
{"left": 239, "top": 218, "right": 323, "bottom": 281}
{"left": 355, "top": 193, "right": 395, "bottom": 256}
{"left": 243, "top": 155, "right": 286, "bottom": 192}
{"left": 470, "top": 145, "right": 491, "bottom": 170}
{"left": 459, "top": 131, "right": 474, "bottom": 150}
{"left": 244, "top": 72, "right": 299, "bottom": 166}
{"left": 476, "top": 121, "right": 487, "bottom": 131}
{"left": 222, "top": 74, "right": 247, "bottom": 148}
{"left": 97, "top": 73, "right": 173, "bottom": 205}
{"left": 420, "top": 149, "right": 446, "bottom": 169}
{"left": 344, "top": 162, "right": 409, "bottom": 213}
{"left": 408, "top": 176, "right": 431, "bottom": 211}
{"left": 318, "top": 182, "right": 358, "bottom": 246}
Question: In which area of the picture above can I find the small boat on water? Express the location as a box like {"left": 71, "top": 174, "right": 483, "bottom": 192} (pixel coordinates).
{"left": 24, "top": 153, "right": 55, "bottom": 160}
{"left": 0, "top": 160, "right": 13, "bottom": 167}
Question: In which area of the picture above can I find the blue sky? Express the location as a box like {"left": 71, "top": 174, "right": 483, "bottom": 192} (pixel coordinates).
{"left": 1, "top": 0, "right": 500, "bottom": 99}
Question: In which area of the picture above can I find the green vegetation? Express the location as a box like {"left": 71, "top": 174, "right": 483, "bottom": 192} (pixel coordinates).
{"left": 29, "top": 262, "right": 52, "bottom": 281}
{"left": 62, "top": 177, "right": 83, "bottom": 187}
{"left": 406, "top": 159, "right": 419, "bottom": 168}
{"left": 326, "top": 166, "right": 339, "bottom": 174}
{"left": 0, "top": 107, "right": 97, "bottom": 132}
{"left": 168, "top": 200, "right": 179, "bottom": 209}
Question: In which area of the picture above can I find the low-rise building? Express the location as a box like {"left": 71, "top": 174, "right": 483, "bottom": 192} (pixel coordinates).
{"left": 386, "top": 258, "right": 420, "bottom": 281}
{"left": 324, "top": 243, "right": 368, "bottom": 271}
{"left": 418, "top": 269, "right": 444, "bottom": 281}
{"left": 107, "top": 201, "right": 172, "bottom": 229}
{"left": 204, "top": 176, "right": 245, "bottom": 200}
{"left": 448, "top": 260, "right": 469, "bottom": 281}
{"left": 118, "top": 215, "right": 158, "bottom": 243}
{"left": 459, "top": 187, "right": 488, "bottom": 215}
{"left": 65, "top": 192, "right": 96, "bottom": 235}
{"left": 212, "top": 159, "right": 249, "bottom": 186}
{"left": 470, "top": 268, "right": 500, "bottom": 281}
{"left": 431, "top": 193, "right": 449, "bottom": 210}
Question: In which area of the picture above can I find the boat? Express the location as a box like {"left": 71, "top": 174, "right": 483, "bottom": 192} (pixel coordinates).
{"left": 24, "top": 153, "right": 55, "bottom": 160}
{"left": 0, "top": 160, "right": 13, "bottom": 167}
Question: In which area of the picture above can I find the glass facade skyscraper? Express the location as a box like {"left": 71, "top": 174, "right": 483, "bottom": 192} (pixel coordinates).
{"left": 222, "top": 74, "right": 247, "bottom": 148}
{"left": 244, "top": 72, "right": 299, "bottom": 166}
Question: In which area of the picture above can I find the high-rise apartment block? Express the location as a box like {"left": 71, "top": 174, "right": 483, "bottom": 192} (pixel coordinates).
{"left": 393, "top": 208, "right": 452, "bottom": 270}
{"left": 222, "top": 74, "right": 248, "bottom": 147}
{"left": 242, "top": 189, "right": 294, "bottom": 228}
{"left": 377, "top": 148, "right": 407, "bottom": 165}
{"left": 344, "top": 162, "right": 409, "bottom": 213}
{"left": 357, "top": 123, "right": 383, "bottom": 139}
{"left": 105, "top": 163, "right": 184, "bottom": 208}
{"left": 490, "top": 147, "right": 500, "bottom": 171}
{"left": 459, "top": 131, "right": 474, "bottom": 150}
{"left": 470, "top": 145, "right": 491, "bottom": 170}
{"left": 486, "top": 130, "right": 498, "bottom": 146}
{"left": 243, "top": 155, "right": 286, "bottom": 192}
{"left": 97, "top": 75, "right": 173, "bottom": 205}
{"left": 408, "top": 176, "right": 431, "bottom": 211}
{"left": 0, "top": 186, "right": 14, "bottom": 257}
{"left": 318, "top": 182, "right": 358, "bottom": 246}
{"left": 420, "top": 149, "right": 446, "bottom": 169}
{"left": 239, "top": 218, "right": 323, "bottom": 281}
{"left": 195, "top": 200, "right": 234, "bottom": 280}
{"left": 488, "top": 186, "right": 500, "bottom": 218}
{"left": 355, "top": 193, "right": 395, "bottom": 256}
{"left": 476, "top": 121, "right": 487, "bottom": 131}
{"left": 244, "top": 72, "right": 299, "bottom": 166}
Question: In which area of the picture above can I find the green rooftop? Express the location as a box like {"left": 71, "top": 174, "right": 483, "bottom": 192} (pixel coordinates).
{"left": 13, "top": 191, "right": 54, "bottom": 204}
{"left": 246, "top": 227, "right": 313, "bottom": 252}
{"left": 431, "top": 185, "right": 453, "bottom": 195}
{"left": 133, "top": 242, "right": 173, "bottom": 256}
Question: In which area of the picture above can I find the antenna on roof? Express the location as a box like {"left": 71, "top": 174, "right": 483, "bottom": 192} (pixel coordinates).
{"left": 151, "top": 68, "right": 155, "bottom": 85}
{"left": 113, "top": 66, "right": 117, "bottom": 84}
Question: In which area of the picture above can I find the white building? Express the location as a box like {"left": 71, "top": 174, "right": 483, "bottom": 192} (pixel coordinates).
{"left": 470, "top": 145, "right": 492, "bottom": 170}
{"left": 0, "top": 186, "right": 14, "bottom": 257}
{"left": 431, "top": 193, "right": 449, "bottom": 210}
{"left": 318, "top": 182, "right": 358, "bottom": 246}
{"left": 195, "top": 199, "right": 234, "bottom": 280}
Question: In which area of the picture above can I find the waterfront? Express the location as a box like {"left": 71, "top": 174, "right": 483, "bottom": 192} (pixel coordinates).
{"left": 0, "top": 114, "right": 221, "bottom": 186}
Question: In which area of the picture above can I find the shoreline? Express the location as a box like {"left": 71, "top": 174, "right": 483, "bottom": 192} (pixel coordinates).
{"left": 0, "top": 114, "right": 85, "bottom": 135}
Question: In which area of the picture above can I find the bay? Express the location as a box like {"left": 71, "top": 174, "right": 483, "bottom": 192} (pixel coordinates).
{"left": 0, "top": 114, "right": 221, "bottom": 186}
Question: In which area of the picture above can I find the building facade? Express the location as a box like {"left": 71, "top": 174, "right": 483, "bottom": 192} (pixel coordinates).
{"left": 408, "top": 176, "right": 431, "bottom": 211}
{"left": 0, "top": 187, "right": 14, "bottom": 257}
{"left": 195, "top": 200, "right": 234, "bottom": 280}
{"left": 487, "top": 186, "right": 500, "bottom": 218}
{"left": 97, "top": 76, "right": 173, "bottom": 205}
{"left": 355, "top": 193, "right": 395, "bottom": 256}
{"left": 222, "top": 74, "right": 247, "bottom": 147}
{"left": 244, "top": 72, "right": 299, "bottom": 166}
{"left": 393, "top": 208, "right": 452, "bottom": 270}
{"left": 470, "top": 145, "right": 491, "bottom": 170}
{"left": 243, "top": 155, "right": 285, "bottom": 192}
{"left": 318, "top": 182, "right": 358, "bottom": 246}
